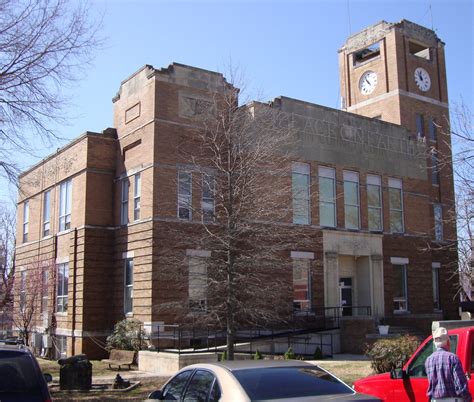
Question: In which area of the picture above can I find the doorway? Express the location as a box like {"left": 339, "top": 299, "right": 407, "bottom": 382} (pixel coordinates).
{"left": 340, "top": 277, "right": 353, "bottom": 316}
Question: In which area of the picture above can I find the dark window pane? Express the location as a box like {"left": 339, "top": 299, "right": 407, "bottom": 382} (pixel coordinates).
{"left": 209, "top": 380, "right": 221, "bottom": 402}
{"left": 233, "top": 366, "right": 353, "bottom": 399}
{"left": 163, "top": 370, "right": 193, "bottom": 400}
{"left": 416, "top": 114, "right": 424, "bottom": 137}
{"left": 429, "top": 118, "right": 437, "bottom": 141}
{"left": 183, "top": 370, "right": 215, "bottom": 402}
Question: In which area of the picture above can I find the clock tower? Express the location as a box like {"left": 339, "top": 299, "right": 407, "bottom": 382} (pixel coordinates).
{"left": 339, "top": 19, "right": 453, "bottom": 215}
{"left": 339, "top": 20, "right": 449, "bottom": 132}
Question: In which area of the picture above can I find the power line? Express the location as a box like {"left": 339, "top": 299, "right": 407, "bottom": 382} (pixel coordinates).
{"left": 347, "top": 0, "right": 352, "bottom": 36}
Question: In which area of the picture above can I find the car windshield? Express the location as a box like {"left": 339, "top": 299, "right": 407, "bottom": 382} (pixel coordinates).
{"left": 0, "top": 351, "right": 41, "bottom": 393}
{"left": 233, "top": 366, "right": 353, "bottom": 400}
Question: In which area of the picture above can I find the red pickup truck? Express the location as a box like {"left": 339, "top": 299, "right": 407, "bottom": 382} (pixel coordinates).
{"left": 354, "top": 325, "right": 474, "bottom": 401}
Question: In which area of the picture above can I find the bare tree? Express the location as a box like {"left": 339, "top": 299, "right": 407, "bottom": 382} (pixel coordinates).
{"left": 12, "top": 258, "right": 51, "bottom": 346}
{"left": 0, "top": 0, "right": 102, "bottom": 182}
{"left": 450, "top": 102, "right": 474, "bottom": 298}
{"left": 156, "top": 77, "right": 314, "bottom": 359}
{"left": 0, "top": 204, "right": 15, "bottom": 312}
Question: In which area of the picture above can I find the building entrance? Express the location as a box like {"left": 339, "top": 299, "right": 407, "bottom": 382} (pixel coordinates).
{"left": 340, "top": 277, "right": 353, "bottom": 316}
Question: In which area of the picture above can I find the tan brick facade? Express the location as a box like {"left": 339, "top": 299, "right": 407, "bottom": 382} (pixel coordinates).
{"left": 14, "top": 20, "right": 457, "bottom": 358}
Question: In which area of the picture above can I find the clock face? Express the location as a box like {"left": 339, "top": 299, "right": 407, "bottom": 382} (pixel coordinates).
{"left": 359, "top": 71, "right": 378, "bottom": 95}
{"left": 414, "top": 67, "right": 431, "bottom": 92}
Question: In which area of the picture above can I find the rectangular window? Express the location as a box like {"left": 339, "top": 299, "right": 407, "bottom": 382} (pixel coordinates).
{"left": 121, "top": 179, "right": 129, "bottom": 225}
{"left": 393, "top": 264, "right": 408, "bottom": 312}
{"left": 178, "top": 171, "right": 192, "bottom": 220}
{"left": 133, "top": 174, "right": 141, "bottom": 221}
{"left": 416, "top": 114, "right": 425, "bottom": 138}
{"left": 292, "top": 163, "right": 310, "bottom": 225}
{"left": 409, "top": 41, "right": 431, "bottom": 60}
{"left": 56, "top": 335, "right": 67, "bottom": 359}
{"left": 429, "top": 117, "right": 437, "bottom": 142}
{"left": 189, "top": 257, "right": 207, "bottom": 312}
{"left": 59, "top": 179, "right": 72, "bottom": 231}
{"left": 202, "top": 174, "right": 215, "bottom": 223}
{"left": 431, "top": 150, "right": 440, "bottom": 185}
{"left": 432, "top": 263, "right": 440, "bottom": 310}
{"left": 353, "top": 42, "right": 380, "bottom": 65}
{"left": 41, "top": 268, "right": 48, "bottom": 315}
{"left": 293, "top": 259, "right": 311, "bottom": 312}
{"left": 367, "top": 175, "right": 383, "bottom": 231}
{"left": 56, "top": 263, "right": 69, "bottom": 313}
{"left": 343, "top": 171, "right": 360, "bottom": 230}
{"left": 20, "top": 271, "right": 26, "bottom": 312}
{"left": 23, "top": 201, "right": 29, "bottom": 243}
{"left": 319, "top": 167, "right": 336, "bottom": 227}
{"left": 388, "top": 178, "right": 404, "bottom": 233}
{"left": 43, "top": 190, "right": 51, "bottom": 237}
{"left": 124, "top": 258, "right": 133, "bottom": 314}
{"left": 434, "top": 204, "right": 443, "bottom": 241}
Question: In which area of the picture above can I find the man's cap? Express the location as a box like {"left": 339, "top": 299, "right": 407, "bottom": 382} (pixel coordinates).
{"left": 433, "top": 327, "right": 449, "bottom": 343}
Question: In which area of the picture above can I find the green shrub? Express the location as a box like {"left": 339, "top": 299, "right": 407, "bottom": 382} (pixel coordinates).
{"left": 313, "top": 346, "right": 323, "bottom": 360}
{"left": 106, "top": 319, "right": 148, "bottom": 352}
{"left": 365, "top": 335, "right": 419, "bottom": 374}
{"left": 253, "top": 350, "right": 263, "bottom": 360}
{"left": 284, "top": 347, "right": 295, "bottom": 360}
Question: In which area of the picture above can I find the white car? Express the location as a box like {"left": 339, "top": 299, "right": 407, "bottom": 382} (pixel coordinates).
{"left": 147, "top": 359, "right": 381, "bottom": 401}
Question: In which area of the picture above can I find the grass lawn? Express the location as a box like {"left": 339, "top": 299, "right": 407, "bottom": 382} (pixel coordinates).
{"left": 38, "top": 358, "right": 122, "bottom": 377}
{"left": 316, "top": 360, "right": 375, "bottom": 385}
{"left": 38, "top": 357, "right": 374, "bottom": 400}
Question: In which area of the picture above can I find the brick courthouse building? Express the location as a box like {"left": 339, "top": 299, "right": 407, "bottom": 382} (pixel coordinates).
{"left": 14, "top": 20, "right": 458, "bottom": 358}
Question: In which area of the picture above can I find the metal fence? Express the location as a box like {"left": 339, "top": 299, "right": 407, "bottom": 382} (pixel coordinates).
{"left": 144, "top": 305, "right": 371, "bottom": 358}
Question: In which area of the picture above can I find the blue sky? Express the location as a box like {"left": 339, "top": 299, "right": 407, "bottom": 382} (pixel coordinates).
{"left": 1, "top": 0, "right": 473, "bottom": 205}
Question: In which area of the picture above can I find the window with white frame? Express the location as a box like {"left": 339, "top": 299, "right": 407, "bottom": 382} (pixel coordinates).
{"left": 178, "top": 171, "right": 192, "bottom": 220}
{"left": 343, "top": 171, "right": 360, "bottom": 230}
{"left": 292, "top": 163, "right": 310, "bottom": 224}
{"left": 367, "top": 175, "right": 382, "bottom": 231}
{"left": 202, "top": 174, "right": 215, "bottom": 223}
{"left": 59, "top": 179, "right": 72, "bottom": 231}
{"left": 388, "top": 178, "right": 404, "bottom": 233}
{"left": 41, "top": 268, "right": 49, "bottom": 315}
{"left": 121, "top": 179, "right": 129, "bottom": 225}
{"left": 23, "top": 201, "right": 29, "bottom": 243}
{"left": 20, "top": 270, "right": 26, "bottom": 312}
{"left": 133, "top": 174, "right": 141, "bottom": 221}
{"left": 319, "top": 167, "right": 336, "bottom": 227}
{"left": 56, "top": 263, "right": 69, "bottom": 313}
{"left": 124, "top": 258, "right": 133, "bottom": 314}
{"left": 43, "top": 190, "right": 51, "bottom": 237}
{"left": 393, "top": 263, "right": 408, "bottom": 312}
{"left": 188, "top": 256, "right": 207, "bottom": 312}
{"left": 292, "top": 258, "right": 311, "bottom": 312}
{"left": 432, "top": 263, "right": 440, "bottom": 310}
{"left": 434, "top": 204, "right": 443, "bottom": 241}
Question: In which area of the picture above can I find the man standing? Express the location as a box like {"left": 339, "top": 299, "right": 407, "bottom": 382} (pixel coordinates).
{"left": 425, "top": 327, "right": 472, "bottom": 402}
